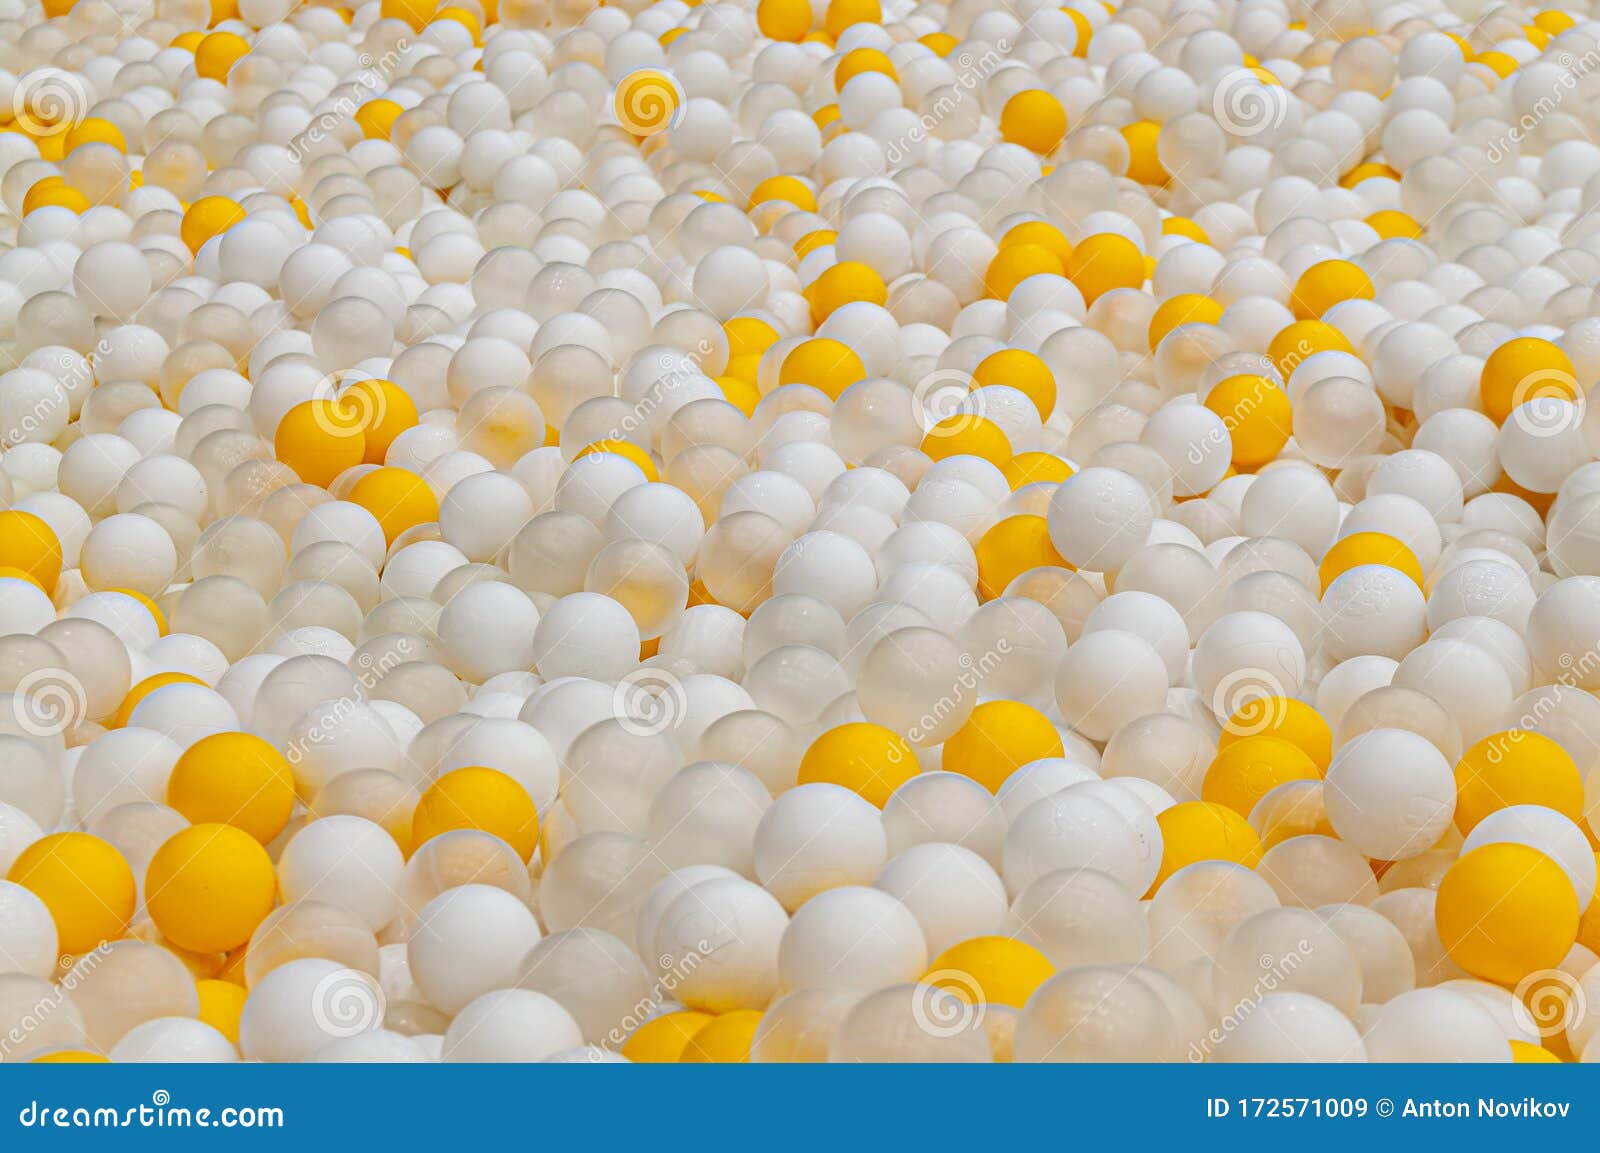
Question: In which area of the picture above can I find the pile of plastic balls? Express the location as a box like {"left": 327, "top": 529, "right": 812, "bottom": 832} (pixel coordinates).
{"left": 1, "top": 0, "right": 1599, "bottom": 1065}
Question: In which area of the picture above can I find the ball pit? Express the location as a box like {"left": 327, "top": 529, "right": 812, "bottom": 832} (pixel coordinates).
{"left": 0, "top": 0, "right": 1597, "bottom": 1070}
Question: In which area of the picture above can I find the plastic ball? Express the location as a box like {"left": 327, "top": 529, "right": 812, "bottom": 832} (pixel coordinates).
{"left": 408, "top": 884, "right": 543, "bottom": 1015}
{"left": 1435, "top": 842, "right": 1579, "bottom": 985}
{"left": 166, "top": 731, "right": 295, "bottom": 844}
{"left": 144, "top": 824, "right": 276, "bottom": 954}
{"left": 6, "top": 832, "right": 135, "bottom": 956}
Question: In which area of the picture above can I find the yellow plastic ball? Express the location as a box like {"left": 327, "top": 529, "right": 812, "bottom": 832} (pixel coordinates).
{"left": 348, "top": 466, "right": 441, "bottom": 545}
{"left": 194, "top": 31, "right": 251, "bottom": 82}
{"left": 1201, "top": 735, "right": 1322, "bottom": 819}
{"left": 111, "top": 589, "right": 166, "bottom": 637}
{"left": 1534, "top": 9, "right": 1576, "bottom": 35}
{"left": 1365, "top": 209, "right": 1423, "bottom": 240}
{"left": 32, "top": 1051, "right": 109, "bottom": 1063}
{"left": 796, "top": 722, "right": 919, "bottom": 807}
{"left": 1479, "top": 337, "right": 1578, "bottom": 425}
{"left": 180, "top": 196, "right": 247, "bottom": 255}
{"left": 926, "top": 936, "right": 1055, "bottom": 1009}
{"left": 972, "top": 348, "right": 1056, "bottom": 421}
{"left": 717, "top": 376, "right": 761, "bottom": 416}
{"left": 1576, "top": 854, "right": 1600, "bottom": 954}
{"left": 145, "top": 824, "right": 278, "bottom": 955}
{"left": 999, "top": 89, "right": 1067, "bottom": 155}
{"left": 920, "top": 414, "right": 1013, "bottom": 466}
{"left": 355, "top": 99, "right": 404, "bottom": 141}
{"left": 0, "top": 510, "right": 63, "bottom": 594}
{"left": 623, "top": 1010, "right": 714, "bottom": 1062}
{"left": 0, "top": 568, "right": 44, "bottom": 592}
{"left": 680, "top": 1010, "right": 763, "bottom": 1062}
{"left": 725, "top": 353, "right": 761, "bottom": 383}
{"left": 167, "top": 731, "right": 297, "bottom": 844}
{"left": 975, "top": 515, "right": 1070, "bottom": 600}
{"left": 274, "top": 399, "right": 367, "bottom": 489}
{"left": 805, "top": 260, "right": 887, "bottom": 325}
{"left": 779, "top": 337, "right": 866, "bottom": 399}
{"left": 380, "top": 0, "right": 437, "bottom": 29}
{"left": 984, "top": 243, "right": 1064, "bottom": 301}
{"left": 24, "top": 180, "right": 89, "bottom": 215}
{"left": 1150, "top": 801, "right": 1264, "bottom": 895}
{"left": 1289, "top": 259, "right": 1375, "bottom": 320}
{"left": 757, "top": 0, "right": 811, "bottom": 40}
{"left": 823, "top": 0, "right": 881, "bottom": 39}
{"left": 1317, "top": 531, "right": 1424, "bottom": 593}
{"left": 1267, "top": 319, "right": 1352, "bottom": 379}
{"left": 112, "top": 672, "right": 205, "bottom": 729}
{"left": 1475, "top": 50, "right": 1518, "bottom": 79}
{"left": 1121, "top": 120, "right": 1167, "bottom": 184}
{"left": 64, "top": 117, "right": 125, "bottom": 154}
{"left": 7, "top": 833, "right": 136, "bottom": 956}
{"left": 794, "top": 229, "right": 837, "bottom": 260}
{"left": 725, "top": 315, "right": 780, "bottom": 359}
{"left": 1217, "top": 697, "right": 1332, "bottom": 772}
{"left": 412, "top": 767, "right": 540, "bottom": 862}
{"left": 748, "top": 175, "right": 817, "bottom": 213}
{"left": 1453, "top": 730, "right": 1585, "bottom": 836}
{"left": 1147, "top": 293, "right": 1224, "bottom": 349}
{"left": 196, "top": 978, "right": 247, "bottom": 1043}
{"left": 1066, "top": 233, "right": 1145, "bottom": 305}
{"left": 1002, "top": 451, "right": 1073, "bottom": 490}
{"left": 1063, "top": 7, "right": 1092, "bottom": 55}
{"left": 342, "top": 379, "right": 416, "bottom": 465}
{"left": 1001, "top": 220, "right": 1072, "bottom": 266}
{"left": 1436, "top": 842, "right": 1578, "bottom": 985}
{"left": 575, "top": 438, "right": 659, "bottom": 483}
{"left": 31, "top": 132, "right": 67, "bottom": 163}
{"left": 434, "top": 6, "right": 481, "bottom": 41}
{"left": 1340, "top": 162, "right": 1400, "bottom": 189}
{"left": 1162, "top": 216, "right": 1210, "bottom": 244}
{"left": 834, "top": 47, "right": 896, "bottom": 91}
{"left": 942, "top": 701, "right": 1064, "bottom": 793}
{"left": 1203, "top": 374, "right": 1292, "bottom": 469}
{"left": 1510, "top": 1039, "right": 1561, "bottom": 1063}
{"left": 1444, "top": 31, "right": 1475, "bottom": 60}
